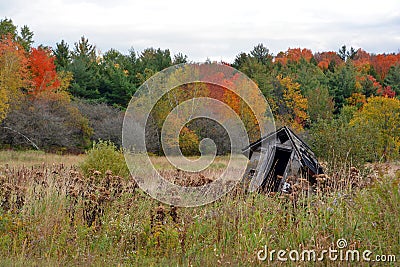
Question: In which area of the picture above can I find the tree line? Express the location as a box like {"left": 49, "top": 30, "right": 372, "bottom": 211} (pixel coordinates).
{"left": 0, "top": 18, "right": 399, "bottom": 162}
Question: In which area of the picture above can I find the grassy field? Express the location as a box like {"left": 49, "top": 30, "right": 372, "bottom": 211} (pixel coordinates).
{"left": 0, "top": 150, "right": 84, "bottom": 168}
{"left": 0, "top": 150, "right": 399, "bottom": 266}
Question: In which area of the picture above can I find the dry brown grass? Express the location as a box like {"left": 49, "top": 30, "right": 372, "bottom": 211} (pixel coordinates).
{"left": 0, "top": 150, "right": 85, "bottom": 168}
{"left": 0, "top": 151, "right": 399, "bottom": 266}
{"left": 148, "top": 155, "right": 229, "bottom": 171}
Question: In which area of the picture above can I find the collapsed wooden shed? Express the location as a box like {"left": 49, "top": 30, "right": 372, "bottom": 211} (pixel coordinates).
{"left": 242, "top": 126, "right": 324, "bottom": 193}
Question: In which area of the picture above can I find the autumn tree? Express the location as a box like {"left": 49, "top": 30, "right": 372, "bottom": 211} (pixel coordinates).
{"left": 352, "top": 49, "right": 371, "bottom": 72}
{"left": 314, "top": 51, "right": 343, "bottom": 72}
{"left": 350, "top": 96, "right": 400, "bottom": 161}
{"left": 143, "top": 72, "right": 210, "bottom": 155}
{"left": 275, "top": 48, "right": 313, "bottom": 65}
{"left": 346, "top": 92, "right": 366, "bottom": 109}
{"left": 179, "top": 126, "right": 200, "bottom": 156}
{"left": 376, "top": 86, "right": 396, "bottom": 98}
{"left": 221, "top": 78, "right": 262, "bottom": 143}
{"left": 370, "top": 53, "right": 400, "bottom": 81}
{"left": 0, "top": 35, "right": 28, "bottom": 121}
{"left": 271, "top": 76, "right": 308, "bottom": 131}
{"left": 28, "top": 47, "right": 60, "bottom": 95}
{"left": 355, "top": 74, "right": 396, "bottom": 99}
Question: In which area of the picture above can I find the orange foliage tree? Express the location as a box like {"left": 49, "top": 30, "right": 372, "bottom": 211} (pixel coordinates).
{"left": 314, "top": 51, "right": 343, "bottom": 71}
{"left": 28, "top": 47, "right": 60, "bottom": 95}
{"left": 352, "top": 49, "right": 371, "bottom": 73}
{"left": 370, "top": 53, "right": 400, "bottom": 81}
{"left": 275, "top": 48, "right": 313, "bottom": 65}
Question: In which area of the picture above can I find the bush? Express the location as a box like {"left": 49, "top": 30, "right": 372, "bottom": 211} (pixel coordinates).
{"left": 0, "top": 92, "right": 92, "bottom": 152}
{"left": 179, "top": 127, "right": 200, "bottom": 156}
{"left": 349, "top": 96, "right": 400, "bottom": 162}
{"left": 80, "top": 140, "right": 130, "bottom": 179}
{"left": 73, "top": 99, "right": 124, "bottom": 146}
{"left": 309, "top": 98, "right": 400, "bottom": 165}
{"left": 308, "top": 106, "right": 371, "bottom": 166}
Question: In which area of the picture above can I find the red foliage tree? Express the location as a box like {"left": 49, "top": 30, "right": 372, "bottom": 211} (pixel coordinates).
{"left": 357, "top": 74, "right": 382, "bottom": 95}
{"left": 377, "top": 86, "right": 396, "bottom": 98}
{"left": 28, "top": 47, "right": 60, "bottom": 95}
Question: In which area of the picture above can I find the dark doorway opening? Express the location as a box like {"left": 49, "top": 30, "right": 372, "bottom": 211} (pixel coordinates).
{"left": 261, "top": 147, "right": 292, "bottom": 192}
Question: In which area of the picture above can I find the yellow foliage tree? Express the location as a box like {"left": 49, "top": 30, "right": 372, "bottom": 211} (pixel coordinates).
{"left": 273, "top": 76, "right": 308, "bottom": 132}
{"left": 179, "top": 126, "right": 200, "bottom": 156}
{"left": 0, "top": 35, "right": 28, "bottom": 121}
{"left": 346, "top": 92, "right": 366, "bottom": 109}
{"left": 350, "top": 96, "right": 400, "bottom": 161}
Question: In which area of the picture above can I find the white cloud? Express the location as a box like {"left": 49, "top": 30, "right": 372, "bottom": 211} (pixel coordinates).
{"left": 2, "top": 0, "right": 400, "bottom": 61}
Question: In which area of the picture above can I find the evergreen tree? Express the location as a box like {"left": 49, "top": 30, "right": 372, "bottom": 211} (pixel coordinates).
{"left": 0, "top": 18, "right": 17, "bottom": 39}
{"left": 328, "top": 62, "right": 357, "bottom": 110}
{"left": 67, "top": 37, "right": 101, "bottom": 100}
{"left": 384, "top": 64, "right": 400, "bottom": 96}
{"left": 17, "top": 25, "right": 34, "bottom": 51}
{"left": 53, "top": 40, "right": 71, "bottom": 70}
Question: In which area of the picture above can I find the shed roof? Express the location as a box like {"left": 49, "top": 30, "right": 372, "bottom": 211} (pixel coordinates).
{"left": 243, "top": 126, "right": 323, "bottom": 175}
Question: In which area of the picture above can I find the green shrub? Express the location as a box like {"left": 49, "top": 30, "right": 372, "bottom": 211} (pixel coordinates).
{"left": 309, "top": 98, "right": 400, "bottom": 165}
{"left": 309, "top": 106, "right": 374, "bottom": 166}
{"left": 80, "top": 140, "right": 130, "bottom": 179}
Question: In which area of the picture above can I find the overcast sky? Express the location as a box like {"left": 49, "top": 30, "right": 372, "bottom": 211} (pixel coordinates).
{"left": 2, "top": 0, "right": 400, "bottom": 62}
